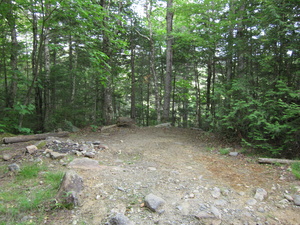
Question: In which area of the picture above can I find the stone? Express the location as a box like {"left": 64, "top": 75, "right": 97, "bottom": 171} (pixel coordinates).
{"left": 254, "top": 188, "right": 268, "bottom": 201}
{"left": 2, "top": 153, "right": 12, "bottom": 161}
{"left": 93, "top": 141, "right": 101, "bottom": 145}
{"left": 144, "top": 194, "right": 166, "bottom": 212}
{"left": 246, "top": 198, "right": 257, "bottom": 205}
{"left": 84, "top": 152, "right": 95, "bottom": 158}
{"left": 229, "top": 152, "right": 239, "bottom": 157}
{"left": 50, "top": 151, "right": 67, "bottom": 160}
{"left": 68, "top": 158, "right": 102, "bottom": 170}
{"left": 211, "top": 206, "right": 222, "bottom": 219}
{"left": 56, "top": 170, "right": 83, "bottom": 208}
{"left": 293, "top": 195, "right": 300, "bottom": 206}
{"left": 284, "top": 194, "right": 293, "bottom": 201}
{"left": 195, "top": 211, "right": 214, "bottom": 219}
{"left": 214, "top": 199, "right": 227, "bottom": 206}
{"left": 211, "top": 187, "right": 221, "bottom": 198}
{"left": 8, "top": 163, "right": 20, "bottom": 171}
{"left": 96, "top": 144, "right": 109, "bottom": 150}
{"left": 109, "top": 213, "right": 135, "bottom": 225}
{"left": 117, "top": 117, "right": 135, "bottom": 127}
{"left": 26, "top": 145, "right": 38, "bottom": 154}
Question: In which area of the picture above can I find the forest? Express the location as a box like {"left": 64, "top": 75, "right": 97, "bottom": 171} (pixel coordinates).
{"left": 0, "top": 0, "right": 299, "bottom": 158}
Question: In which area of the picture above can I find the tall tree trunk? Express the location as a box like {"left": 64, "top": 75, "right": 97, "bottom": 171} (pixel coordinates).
{"left": 130, "top": 42, "right": 136, "bottom": 120}
{"left": 163, "top": 0, "right": 174, "bottom": 122}
{"left": 6, "top": 0, "right": 18, "bottom": 108}
{"left": 194, "top": 62, "right": 202, "bottom": 128}
{"left": 43, "top": 2, "right": 51, "bottom": 130}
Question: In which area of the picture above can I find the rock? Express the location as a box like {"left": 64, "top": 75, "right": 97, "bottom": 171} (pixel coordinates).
{"left": 214, "top": 199, "right": 227, "bottom": 206}
{"left": 257, "top": 207, "right": 265, "bottom": 213}
{"left": 284, "top": 194, "right": 293, "bottom": 201}
{"left": 50, "top": 151, "right": 67, "bottom": 160}
{"left": 246, "top": 198, "right": 257, "bottom": 205}
{"left": 8, "top": 163, "right": 20, "bottom": 171}
{"left": 96, "top": 144, "right": 109, "bottom": 150}
{"left": 229, "top": 152, "right": 239, "bottom": 157}
{"left": 68, "top": 158, "right": 102, "bottom": 170}
{"left": 109, "top": 213, "right": 135, "bottom": 225}
{"left": 254, "top": 188, "right": 268, "bottom": 201}
{"left": 144, "top": 194, "right": 166, "bottom": 212}
{"left": 93, "top": 141, "right": 101, "bottom": 145}
{"left": 211, "top": 187, "right": 221, "bottom": 198}
{"left": 56, "top": 170, "right": 83, "bottom": 208}
{"left": 2, "top": 153, "right": 12, "bottom": 161}
{"left": 293, "top": 195, "right": 300, "bottom": 206}
{"left": 195, "top": 211, "right": 215, "bottom": 219}
{"left": 117, "top": 117, "right": 135, "bottom": 127}
{"left": 211, "top": 206, "right": 222, "bottom": 219}
{"left": 26, "top": 145, "right": 38, "bottom": 154}
{"left": 84, "top": 152, "right": 95, "bottom": 158}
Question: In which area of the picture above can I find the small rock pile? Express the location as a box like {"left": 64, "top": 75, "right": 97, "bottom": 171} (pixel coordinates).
{"left": 44, "top": 137, "right": 108, "bottom": 160}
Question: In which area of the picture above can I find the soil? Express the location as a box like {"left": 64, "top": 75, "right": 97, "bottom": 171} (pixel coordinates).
{"left": 1, "top": 126, "right": 300, "bottom": 225}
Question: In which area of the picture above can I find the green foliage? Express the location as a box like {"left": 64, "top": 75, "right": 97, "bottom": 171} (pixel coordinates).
{"left": 0, "top": 162, "right": 64, "bottom": 225}
{"left": 219, "top": 148, "right": 230, "bottom": 155}
{"left": 291, "top": 162, "right": 300, "bottom": 180}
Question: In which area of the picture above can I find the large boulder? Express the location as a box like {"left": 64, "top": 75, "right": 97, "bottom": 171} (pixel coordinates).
{"left": 116, "top": 117, "right": 135, "bottom": 127}
{"left": 56, "top": 170, "right": 83, "bottom": 209}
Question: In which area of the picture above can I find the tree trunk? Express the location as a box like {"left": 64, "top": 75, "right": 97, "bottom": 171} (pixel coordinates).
{"left": 3, "top": 132, "right": 69, "bottom": 144}
{"left": 130, "top": 22, "right": 136, "bottom": 120}
{"left": 163, "top": 0, "right": 174, "bottom": 122}
{"left": 6, "top": 0, "right": 18, "bottom": 108}
{"left": 258, "top": 158, "right": 300, "bottom": 165}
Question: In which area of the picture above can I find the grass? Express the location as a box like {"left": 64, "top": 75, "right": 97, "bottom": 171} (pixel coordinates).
{"left": 0, "top": 162, "right": 64, "bottom": 225}
{"left": 291, "top": 162, "right": 300, "bottom": 180}
{"left": 219, "top": 148, "right": 230, "bottom": 155}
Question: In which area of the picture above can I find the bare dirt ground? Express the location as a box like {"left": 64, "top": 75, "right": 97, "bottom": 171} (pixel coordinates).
{"left": 2, "top": 126, "right": 300, "bottom": 224}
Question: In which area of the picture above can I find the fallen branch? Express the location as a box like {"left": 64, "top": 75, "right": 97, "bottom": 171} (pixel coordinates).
{"left": 258, "top": 158, "right": 300, "bottom": 165}
{"left": 2, "top": 132, "right": 69, "bottom": 144}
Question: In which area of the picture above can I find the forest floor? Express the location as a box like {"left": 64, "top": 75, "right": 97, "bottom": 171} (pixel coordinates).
{"left": 1, "top": 126, "right": 300, "bottom": 224}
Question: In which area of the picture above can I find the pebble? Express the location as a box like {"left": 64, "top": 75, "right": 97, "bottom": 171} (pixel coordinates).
{"left": 211, "top": 187, "right": 221, "bottom": 198}
{"left": 144, "top": 194, "right": 165, "bottom": 212}
{"left": 246, "top": 199, "right": 257, "bottom": 205}
{"left": 2, "top": 153, "right": 12, "bottom": 161}
{"left": 8, "top": 163, "right": 20, "bottom": 171}
{"left": 254, "top": 188, "right": 268, "bottom": 201}
{"left": 211, "top": 206, "right": 222, "bottom": 219}
{"left": 229, "top": 152, "right": 239, "bottom": 156}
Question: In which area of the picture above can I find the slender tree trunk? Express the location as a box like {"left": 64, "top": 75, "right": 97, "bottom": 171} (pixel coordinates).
{"left": 194, "top": 62, "right": 202, "bottom": 128}
{"left": 6, "top": 0, "right": 18, "bottom": 108}
{"left": 163, "top": 0, "right": 174, "bottom": 122}
{"left": 130, "top": 43, "right": 136, "bottom": 120}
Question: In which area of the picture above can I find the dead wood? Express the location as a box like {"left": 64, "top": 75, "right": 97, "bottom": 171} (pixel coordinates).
{"left": 258, "top": 158, "right": 300, "bottom": 165}
{"left": 2, "top": 132, "right": 69, "bottom": 144}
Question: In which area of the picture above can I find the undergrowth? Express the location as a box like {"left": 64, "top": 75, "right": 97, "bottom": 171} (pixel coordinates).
{"left": 0, "top": 162, "right": 64, "bottom": 225}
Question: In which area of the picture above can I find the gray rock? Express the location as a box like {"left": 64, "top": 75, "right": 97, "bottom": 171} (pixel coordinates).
{"left": 93, "top": 141, "right": 101, "bottom": 145}
{"left": 109, "top": 213, "right": 135, "bottom": 225}
{"left": 254, "top": 188, "right": 268, "bottom": 201}
{"left": 246, "top": 198, "right": 257, "bottom": 205}
{"left": 2, "top": 153, "right": 12, "bottom": 161}
{"left": 214, "top": 199, "right": 227, "bottom": 206}
{"left": 229, "top": 152, "right": 239, "bottom": 156}
{"left": 195, "top": 211, "right": 214, "bottom": 219}
{"left": 211, "top": 187, "right": 221, "bottom": 198}
{"left": 56, "top": 170, "right": 83, "bottom": 208}
{"left": 84, "top": 152, "right": 95, "bottom": 158}
{"left": 50, "top": 151, "right": 67, "bottom": 160}
{"left": 211, "top": 206, "right": 222, "bottom": 219}
{"left": 144, "top": 194, "right": 165, "bottom": 212}
{"left": 26, "top": 145, "right": 38, "bottom": 154}
{"left": 8, "top": 163, "right": 20, "bottom": 171}
{"left": 293, "top": 195, "right": 300, "bottom": 206}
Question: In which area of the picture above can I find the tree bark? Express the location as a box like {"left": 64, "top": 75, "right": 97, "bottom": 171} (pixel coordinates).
{"left": 3, "top": 132, "right": 69, "bottom": 144}
{"left": 162, "top": 0, "right": 174, "bottom": 122}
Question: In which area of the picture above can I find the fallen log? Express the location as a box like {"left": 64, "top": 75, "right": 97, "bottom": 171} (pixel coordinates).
{"left": 258, "top": 158, "right": 300, "bottom": 165}
{"left": 2, "top": 132, "right": 69, "bottom": 144}
{"left": 100, "top": 124, "right": 117, "bottom": 132}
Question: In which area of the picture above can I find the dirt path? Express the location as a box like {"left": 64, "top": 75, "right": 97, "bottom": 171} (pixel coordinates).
{"left": 46, "top": 126, "right": 299, "bottom": 225}
{"left": 3, "top": 126, "right": 299, "bottom": 224}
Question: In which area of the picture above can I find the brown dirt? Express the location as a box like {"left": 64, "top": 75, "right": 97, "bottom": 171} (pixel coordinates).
{"left": 1, "top": 126, "right": 300, "bottom": 225}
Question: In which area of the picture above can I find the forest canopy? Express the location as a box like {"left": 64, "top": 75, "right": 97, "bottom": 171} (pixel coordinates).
{"left": 0, "top": 0, "right": 299, "bottom": 158}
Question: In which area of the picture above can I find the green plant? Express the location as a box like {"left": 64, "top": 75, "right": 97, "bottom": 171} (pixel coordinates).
{"left": 90, "top": 125, "right": 98, "bottom": 132}
{"left": 219, "top": 148, "right": 230, "bottom": 155}
{"left": 17, "top": 163, "right": 46, "bottom": 180}
{"left": 291, "top": 162, "right": 300, "bottom": 180}
{"left": 36, "top": 141, "right": 47, "bottom": 149}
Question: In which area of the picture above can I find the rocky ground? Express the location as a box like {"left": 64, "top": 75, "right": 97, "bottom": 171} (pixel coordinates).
{"left": 2, "top": 126, "right": 300, "bottom": 225}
